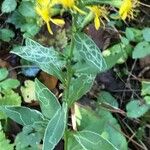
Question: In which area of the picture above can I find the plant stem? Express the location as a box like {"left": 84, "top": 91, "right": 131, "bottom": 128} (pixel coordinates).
{"left": 64, "top": 15, "right": 76, "bottom": 150}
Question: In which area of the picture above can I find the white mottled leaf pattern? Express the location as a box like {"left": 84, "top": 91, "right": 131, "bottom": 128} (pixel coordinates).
{"left": 0, "top": 106, "right": 44, "bottom": 126}
{"left": 43, "top": 103, "right": 67, "bottom": 150}
{"left": 11, "top": 38, "right": 64, "bottom": 81}
{"left": 74, "top": 130, "right": 118, "bottom": 150}
{"left": 35, "top": 79, "right": 61, "bottom": 119}
{"left": 67, "top": 74, "right": 95, "bottom": 106}
{"left": 74, "top": 33, "right": 107, "bottom": 73}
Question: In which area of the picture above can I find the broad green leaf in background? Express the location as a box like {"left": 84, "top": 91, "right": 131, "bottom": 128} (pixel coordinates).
{"left": 126, "top": 100, "right": 149, "bottom": 118}
{"left": 35, "top": 79, "right": 61, "bottom": 119}
{"left": 74, "top": 130, "right": 118, "bottom": 150}
{"left": 125, "top": 28, "right": 143, "bottom": 42}
{"left": 1, "top": 0, "right": 17, "bottom": 13}
{"left": 15, "top": 125, "right": 42, "bottom": 150}
{"left": 66, "top": 74, "right": 95, "bottom": 106}
{"left": 98, "top": 91, "right": 119, "bottom": 108}
{"left": 75, "top": 104, "right": 128, "bottom": 150}
{"left": 0, "top": 68, "right": 8, "bottom": 81}
{"left": 0, "top": 29, "right": 15, "bottom": 42}
{"left": 0, "top": 106, "right": 44, "bottom": 126}
{"left": 0, "top": 90, "right": 21, "bottom": 119}
{"left": 0, "top": 123, "right": 14, "bottom": 150}
{"left": 142, "top": 28, "right": 150, "bottom": 42}
{"left": 11, "top": 38, "right": 65, "bottom": 81}
{"left": 6, "top": 10, "right": 39, "bottom": 37}
{"left": 18, "top": 1, "right": 36, "bottom": 17}
{"left": 74, "top": 33, "right": 107, "bottom": 74}
{"left": 43, "top": 103, "right": 67, "bottom": 150}
{"left": 0, "top": 79, "right": 20, "bottom": 90}
{"left": 21, "top": 23, "right": 40, "bottom": 36}
{"left": 141, "top": 81, "right": 150, "bottom": 96}
{"left": 141, "top": 81, "right": 150, "bottom": 105}
{"left": 102, "top": 43, "right": 132, "bottom": 70}
{"left": 125, "top": 28, "right": 135, "bottom": 41}
{"left": 7, "top": 11, "right": 26, "bottom": 29}
{"left": 132, "top": 41, "right": 150, "bottom": 59}
{"left": 144, "top": 96, "right": 150, "bottom": 105}
{"left": 82, "top": 0, "right": 122, "bottom": 8}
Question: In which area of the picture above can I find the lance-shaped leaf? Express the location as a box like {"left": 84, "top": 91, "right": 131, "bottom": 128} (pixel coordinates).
{"left": 82, "top": 0, "right": 122, "bottom": 8}
{"left": 11, "top": 38, "right": 65, "bottom": 82}
{"left": 67, "top": 74, "right": 95, "bottom": 106}
{"left": 0, "top": 68, "right": 8, "bottom": 81}
{"left": 43, "top": 103, "right": 67, "bottom": 150}
{"left": 74, "top": 130, "right": 118, "bottom": 150}
{"left": 0, "top": 106, "right": 44, "bottom": 126}
{"left": 35, "top": 79, "right": 61, "bottom": 119}
{"left": 74, "top": 33, "right": 106, "bottom": 74}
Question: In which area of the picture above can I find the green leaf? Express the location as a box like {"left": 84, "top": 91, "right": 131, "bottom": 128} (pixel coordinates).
{"left": 74, "top": 33, "right": 107, "bottom": 73}
{"left": 75, "top": 104, "right": 128, "bottom": 150}
{"left": 0, "top": 90, "right": 21, "bottom": 119}
{"left": 15, "top": 125, "right": 42, "bottom": 150}
{"left": 103, "top": 43, "right": 132, "bottom": 68}
{"left": 74, "top": 130, "right": 118, "bottom": 150}
{"left": 0, "top": 123, "right": 14, "bottom": 150}
{"left": 43, "top": 103, "right": 67, "bottom": 150}
{"left": 142, "top": 28, "right": 150, "bottom": 42}
{"left": 125, "top": 28, "right": 143, "bottom": 42}
{"left": 35, "top": 79, "right": 61, "bottom": 119}
{"left": 144, "top": 96, "right": 150, "bottom": 105}
{"left": 98, "top": 91, "right": 118, "bottom": 108}
{"left": 0, "top": 106, "right": 44, "bottom": 126}
{"left": 132, "top": 41, "right": 150, "bottom": 59}
{"left": 0, "top": 29, "right": 15, "bottom": 42}
{"left": 67, "top": 74, "right": 95, "bottom": 106}
{"left": 67, "top": 133, "right": 83, "bottom": 150}
{"left": 82, "top": 0, "right": 122, "bottom": 8}
{"left": 125, "top": 28, "right": 135, "bottom": 41}
{"left": 21, "top": 23, "right": 40, "bottom": 36}
{"left": 7, "top": 11, "right": 26, "bottom": 29}
{"left": 126, "top": 100, "right": 149, "bottom": 118}
{"left": 18, "top": 1, "right": 35, "bottom": 17}
{"left": 141, "top": 80, "right": 150, "bottom": 96}
{"left": 0, "top": 79, "right": 20, "bottom": 90}
{"left": 11, "top": 38, "right": 65, "bottom": 81}
{"left": 0, "top": 68, "right": 8, "bottom": 81}
{"left": 1, "top": 0, "right": 17, "bottom": 13}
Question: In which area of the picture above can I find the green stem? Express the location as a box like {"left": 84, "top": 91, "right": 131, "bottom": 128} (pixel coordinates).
{"left": 64, "top": 15, "right": 76, "bottom": 150}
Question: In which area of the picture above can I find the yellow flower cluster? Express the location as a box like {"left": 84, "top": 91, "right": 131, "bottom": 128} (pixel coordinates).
{"left": 119, "top": 0, "right": 139, "bottom": 20}
{"left": 35, "top": 0, "right": 65, "bottom": 34}
{"left": 87, "top": 6, "right": 108, "bottom": 30}
{"left": 35, "top": 0, "right": 140, "bottom": 34}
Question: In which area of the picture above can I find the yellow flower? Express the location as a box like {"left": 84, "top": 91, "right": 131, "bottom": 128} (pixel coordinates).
{"left": 35, "top": 0, "right": 65, "bottom": 34}
{"left": 88, "top": 6, "right": 108, "bottom": 30}
{"left": 119, "top": 0, "right": 139, "bottom": 20}
{"left": 54, "top": 0, "right": 86, "bottom": 15}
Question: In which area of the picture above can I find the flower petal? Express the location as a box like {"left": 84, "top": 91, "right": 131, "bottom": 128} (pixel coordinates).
{"left": 50, "top": 18, "right": 65, "bottom": 26}
{"left": 94, "top": 15, "right": 100, "bottom": 30}
{"left": 46, "top": 22, "right": 53, "bottom": 34}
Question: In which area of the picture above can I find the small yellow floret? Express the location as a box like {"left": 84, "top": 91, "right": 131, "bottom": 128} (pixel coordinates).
{"left": 119, "top": 0, "right": 139, "bottom": 20}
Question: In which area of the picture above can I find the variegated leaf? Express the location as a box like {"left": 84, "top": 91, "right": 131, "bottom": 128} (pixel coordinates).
{"left": 11, "top": 38, "right": 65, "bottom": 82}
{"left": 74, "top": 33, "right": 107, "bottom": 74}
{"left": 35, "top": 79, "right": 61, "bottom": 119}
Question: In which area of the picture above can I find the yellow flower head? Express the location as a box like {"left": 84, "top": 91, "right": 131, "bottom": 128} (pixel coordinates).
{"left": 35, "top": 0, "right": 65, "bottom": 34}
{"left": 54, "top": 0, "right": 86, "bottom": 15}
{"left": 119, "top": 0, "right": 139, "bottom": 20}
{"left": 88, "top": 6, "right": 108, "bottom": 30}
